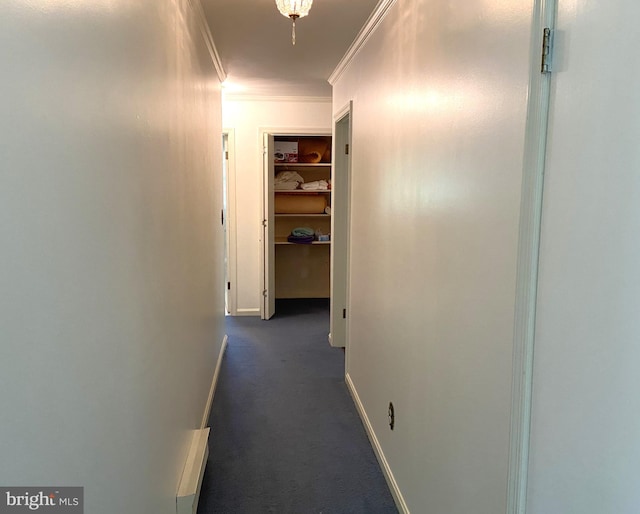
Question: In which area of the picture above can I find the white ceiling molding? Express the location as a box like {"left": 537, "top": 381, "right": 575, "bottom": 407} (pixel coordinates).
{"left": 189, "top": 0, "right": 227, "bottom": 83}
{"left": 328, "top": 0, "right": 397, "bottom": 86}
{"left": 223, "top": 94, "right": 331, "bottom": 103}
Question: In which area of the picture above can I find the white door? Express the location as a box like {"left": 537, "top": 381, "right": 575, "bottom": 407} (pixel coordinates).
{"left": 261, "top": 133, "right": 275, "bottom": 320}
{"left": 330, "top": 105, "right": 352, "bottom": 348}
{"left": 222, "top": 133, "right": 229, "bottom": 314}
{"left": 527, "top": 2, "right": 640, "bottom": 513}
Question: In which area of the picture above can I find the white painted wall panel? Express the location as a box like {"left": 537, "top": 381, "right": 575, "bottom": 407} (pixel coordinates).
{"left": 527, "top": 1, "right": 640, "bottom": 512}
{"left": 332, "top": 0, "right": 534, "bottom": 511}
{"left": 0, "top": 1, "right": 224, "bottom": 513}
{"left": 222, "top": 98, "right": 331, "bottom": 314}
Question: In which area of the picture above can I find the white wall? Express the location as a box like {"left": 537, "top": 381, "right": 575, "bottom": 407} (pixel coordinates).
{"left": 527, "top": 1, "right": 640, "bottom": 512}
{"left": 332, "top": 0, "right": 534, "bottom": 511}
{"left": 0, "top": 1, "right": 224, "bottom": 513}
{"left": 222, "top": 97, "right": 332, "bottom": 315}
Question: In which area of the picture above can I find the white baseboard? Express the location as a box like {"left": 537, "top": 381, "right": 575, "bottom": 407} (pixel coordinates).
{"left": 345, "top": 373, "right": 410, "bottom": 514}
{"left": 175, "top": 334, "right": 227, "bottom": 514}
{"left": 176, "top": 427, "right": 210, "bottom": 514}
{"left": 235, "top": 308, "right": 260, "bottom": 317}
{"left": 200, "top": 334, "right": 228, "bottom": 429}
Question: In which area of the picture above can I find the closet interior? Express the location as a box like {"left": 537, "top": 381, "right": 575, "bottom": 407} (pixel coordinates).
{"left": 269, "top": 134, "right": 332, "bottom": 303}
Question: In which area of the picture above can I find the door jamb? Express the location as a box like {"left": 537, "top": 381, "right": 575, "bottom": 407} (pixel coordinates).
{"left": 329, "top": 102, "right": 353, "bottom": 354}
{"left": 222, "top": 128, "right": 237, "bottom": 316}
{"left": 507, "top": 0, "right": 557, "bottom": 511}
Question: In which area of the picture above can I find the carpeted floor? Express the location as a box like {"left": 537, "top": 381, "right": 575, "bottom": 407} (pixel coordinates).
{"left": 197, "top": 299, "right": 398, "bottom": 514}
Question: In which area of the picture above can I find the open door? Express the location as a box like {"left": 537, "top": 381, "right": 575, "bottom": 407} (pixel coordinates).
{"left": 329, "top": 103, "right": 352, "bottom": 347}
{"left": 261, "top": 133, "right": 275, "bottom": 320}
{"left": 524, "top": 0, "right": 640, "bottom": 511}
{"left": 222, "top": 133, "right": 230, "bottom": 315}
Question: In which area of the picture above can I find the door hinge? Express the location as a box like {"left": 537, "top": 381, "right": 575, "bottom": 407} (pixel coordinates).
{"left": 345, "top": 144, "right": 349, "bottom": 155}
{"left": 343, "top": 308, "right": 347, "bottom": 319}
{"left": 541, "top": 27, "right": 553, "bottom": 74}
{"left": 262, "top": 219, "right": 267, "bottom": 227}
{"left": 221, "top": 209, "right": 224, "bottom": 225}
{"left": 227, "top": 282, "right": 231, "bottom": 290}
{"left": 262, "top": 290, "right": 267, "bottom": 297}
{"left": 225, "top": 151, "right": 229, "bottom": 160}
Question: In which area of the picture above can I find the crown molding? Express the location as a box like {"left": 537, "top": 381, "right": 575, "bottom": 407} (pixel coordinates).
{"left": 189, "top": 0, "right": 227, "bottom": 83}
{"left": 328, "top": 0, "right": 397, "bottom": 86}
{"left": 222, "top": 94, "right": 331, "bottom": 103}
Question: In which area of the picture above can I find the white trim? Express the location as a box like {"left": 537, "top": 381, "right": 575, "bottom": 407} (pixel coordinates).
{"left": 176, "top": 427, "right": 210, "bottom": 514}
{"left": 328, "top": 0, "right": 397, "bottom": 86}
{"left": 223, "top": 129, "right": 238, "bottom": 316}
{"left": 188, "top": 0, "right": 227, "bottom": 82}
{"left": 259, "top": 127, "right": 332, "bottom": 137}
{"left": 329, "top": 102, "right": 352, "bottom": 350}
{"left": 346, "top": 373, "right": 409, "bottom": 514}
{"left": 235, "top": 308, "right": 261, "bottom": 317}
{"left": 333, "top": 101, "right": 351, "bottom": 122}
{"left": 223, "top": 94, "right": 331, "bottom": 103}
{"left": 507, "top": 0, "right": 556, "bottom": 512}
{"left": 200, "top": 335, "right": 228, "bottom": 429}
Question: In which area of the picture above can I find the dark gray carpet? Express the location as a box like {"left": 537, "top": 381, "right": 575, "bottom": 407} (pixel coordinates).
{"left": 197, "top": 299, "right": 398, "bottom": 514}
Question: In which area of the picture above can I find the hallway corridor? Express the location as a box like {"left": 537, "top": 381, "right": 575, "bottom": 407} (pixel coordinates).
{"left": 197, "top": 300, "right": 397, "bottom": 513}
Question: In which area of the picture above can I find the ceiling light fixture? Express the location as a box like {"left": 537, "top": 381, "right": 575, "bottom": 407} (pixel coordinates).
{"left": 275, "top": 0, "right": 313, "bottom": 46}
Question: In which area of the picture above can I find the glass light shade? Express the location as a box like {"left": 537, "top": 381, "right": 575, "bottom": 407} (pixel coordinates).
{"left": 275, "top": 0, "right": 313, "bottom": 19}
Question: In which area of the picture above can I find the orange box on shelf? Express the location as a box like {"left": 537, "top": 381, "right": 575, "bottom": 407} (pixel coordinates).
{"left": 274, "top": 194, "right": 327, "bottom": 214}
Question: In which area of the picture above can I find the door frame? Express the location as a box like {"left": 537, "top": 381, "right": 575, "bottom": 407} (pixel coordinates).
{"left": 259, "top": 126, "right": 332, "bottom": 320}
{"left": 507, "top": 0, "right": 557, "bottom": 511}
{"left": 261, "top": 133, "right": 276, "bottom": 320}
{"left": 329, "top": 102, "right": 353, "bottom": 350}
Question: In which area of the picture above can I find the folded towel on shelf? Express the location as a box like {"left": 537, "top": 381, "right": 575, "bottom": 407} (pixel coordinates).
{"left": 300, "top": 180, "right": 329, "bottom": 191}
{"left": 274, "top": 181, "right": 300, "bottom": 190}
{"left": 287, "top": 226, "right": 315, "bottom": 244}
{"left": 291, "top": 227, "right": 315, "bottom": 237}
{"left": 287, "top": 234, "right": 315, "bottom": 244}
{"left": 275, "top": 171, "right": 304, "bottom": 185}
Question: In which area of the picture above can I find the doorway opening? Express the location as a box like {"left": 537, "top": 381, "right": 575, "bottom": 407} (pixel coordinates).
{"left": 260, "top": 128, "right": 332, "bottom": 321}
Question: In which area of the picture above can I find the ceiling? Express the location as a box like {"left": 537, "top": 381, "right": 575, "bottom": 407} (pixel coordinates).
{"left": 201, "top": 0, "right": 380, "bottom": 98}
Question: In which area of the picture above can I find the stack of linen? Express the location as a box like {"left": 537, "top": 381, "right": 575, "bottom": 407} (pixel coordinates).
{"left": 287, "top": 227, "right": 315, "bottom": 244}
{"left": 300, "top": 180, "right": 329, "bottom": 191}
{"left": 274, "top": 171, "right": 304, "bottom": 190}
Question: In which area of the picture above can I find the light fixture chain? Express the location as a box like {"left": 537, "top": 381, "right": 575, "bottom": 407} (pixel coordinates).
{"left": 275, "top": 0, "right": 312, "bottom": 45}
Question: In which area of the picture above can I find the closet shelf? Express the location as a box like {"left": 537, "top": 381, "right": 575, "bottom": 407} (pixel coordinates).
{"left": 275, "top": 163, "right": 331, "bottom": 167}
{"left": 274, "top": 190, "right": 330, "bottom": 194}
{"left": 275, "top": 213, "right": 330, "bottom": 218}
{"left": 275, "top": 237, "right": 331, "bottom": 245}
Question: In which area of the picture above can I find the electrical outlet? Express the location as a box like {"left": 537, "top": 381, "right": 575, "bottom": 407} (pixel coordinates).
{"left": 388, "top": 402, "right": 395, "bottom": 430}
